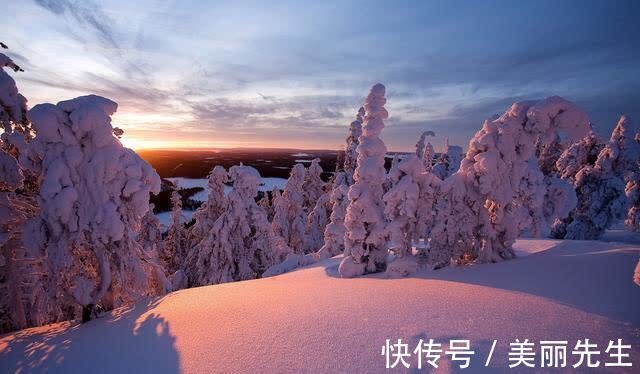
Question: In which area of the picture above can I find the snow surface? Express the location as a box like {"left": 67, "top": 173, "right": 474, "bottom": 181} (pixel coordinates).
{"left": 2, "top": 236, "right": 638, "bottom": 373}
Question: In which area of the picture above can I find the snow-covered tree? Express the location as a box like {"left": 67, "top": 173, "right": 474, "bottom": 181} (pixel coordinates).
{"left": 303, "top": 158, "right": 325, "bottom": 212}
{"left": 272, "top": 164, "right": 307, "bottom": 253}
{"left": 190, "top": 166, "right": 227, "bottom": 246}
{"left": 555, "top": 132, "right": 604, "bottom": 182}
{"left": 344, "top": 107, "right": 364, "bottom": 185}
{"left": 599, "top": 116, "right": 640, "bottom": 234}
{"left": 383, "top": 154, "right": 422, "bottom": 257}
{"left": 415, "top": 131, "right": 434, "bottom": 159}
{"left": 414, "top": 170, "right": 441, "bottom": 244}
{"left": 432, "top": 138, "right": 463, "bottom": 179}
{"left": 429, "top": 173, "right": 481, "bottom": 268}
{"left": 626, "top": 134, "right": 640, "bottom": 232}
{"left": 0, "top": 53, "right": 28, "bottom": 138}
{"left": 303, "top": 188, "right": 331, "bottom": 253}
{"left": 317, "top": 172, "right": 349, "bottom": 259}
{"left": 552, "top": 117, "right": 636, "bottom": 239}
{"left": 25, "top": 95, "right": 168, "bottom": 323}
{"left": 598, "top": 116, "right": 639, "bottom": 181}
{"left": 258, "top": 189, "right": 275, "bottom": 221}
{"left": 0, "top": 52, "right": 46, "bottom": 332}
{"left": 415, "top": 131, "right": 435, "bottom": 172}
{"left": 162, "top": 190, "right": 188, "bottom": 276}
{"left": 514, "top": 160, "right": 545, "bottom": 238}
{"left": 186, "top": 165, "right": 285, "bottom": 286}
{"left": 0, "top": 53, "right": 39, "bottom": 195}
{"left": 340, "top": 83, "right": 389, "bottom": 277}
{"left": 455, "top": 97, "right": 588, "bottom": 262}
{"left": 264, "top": 188, "right": 280, "bottom": 221}
{"left": 138, "top": 203, "right": 163, "bottom": 257}
{"left": 0, "top": 148, "right": 42, "bottom": 332}
{"left": 538, "top": 141, "right": 566, "bottom": 176}
{"left": 625, "top": 182, "right": 640, "bottom": 232}
{"left": 536, "top": 100, "right": 591, "bottom": 176}
{"left": 551, "top": 163, "right": 626, "bottom": 240}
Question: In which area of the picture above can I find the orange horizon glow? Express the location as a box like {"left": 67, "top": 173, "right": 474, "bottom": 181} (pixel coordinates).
{"left": 118, "top": 135, "right": 348, "bottom": 152}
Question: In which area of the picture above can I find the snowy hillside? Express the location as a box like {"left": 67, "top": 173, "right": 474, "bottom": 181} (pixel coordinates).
{"left": 2, "top": 236, "right": 639, "bottom": 373}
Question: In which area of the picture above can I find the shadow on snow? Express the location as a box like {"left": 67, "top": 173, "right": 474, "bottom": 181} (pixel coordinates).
{"left": 0, "top": 295, "right": 181, "bottom": 373}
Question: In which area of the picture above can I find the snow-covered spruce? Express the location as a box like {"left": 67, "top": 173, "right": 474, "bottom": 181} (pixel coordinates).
{"left": 514, "top": 159, "right": 576, "bottom": 238}
{"left": 0, "top": 148, "right": 40, "bottom": 332}
{"left": 272, "top": 163, "right": 307, "bottom": 253}
{"left": 555, "top": 132, "right": 604, "bottom": 183}
{"left": 383, "top": 154, "right": 422, "bottom": 257}
{"left": 594, "top": 115, "right": 639, "bottom": 182}
{"left": 162, "top": 190, "right": 189, "bottom": 277}
{"left": 552, "top": 164, "right": 626, "bottom": 240}
{"left": 24, "top": 95, "right": 168, "bottom": 324}
{"left": 535, "top": 98, "right": 591, "bottom": 176}
{"left": 552, "top": 118, "right": 634, "bottom": 240}
{"left": 415, "top": 130, "right": 435, "bottom": 172}
{"left": 340, "top": 83, "right": 389, "bottom": 277}
{"left": 0, "top": 54, "right": 44, "bottom": 333}
{"left": 0, "top": 148, "right": 23, "bottom": 190}
{"left": 0, "top": 53, "right": 28, "bottom": 137}
{"left": 432, "top": 138, "right": 463, "bottom": 179}
{"left": 429, "top": 173, "right": 480, "bottom": 267}
{"left": 627, "top": 160, "right": 640, "bottom": 233}
{"left": 317, "top": 172, "right": 349, "bottom": 259}
{"left": 599, "top": 116, "right": 640, "bottom": 232}
{"left": 343, "top": 107, "right": 364, "bottom": 185}
{"left": 0, "top": 52, "right": 38, "bottom": 193}
{"left": 186, "top": 165, "right": 286, "bottom": 286}
{"left": 303, "top": 186, "right": 331, "bottom": 253}
{"left": 455, "top": 97, "right": 587, "bottom": 262}
{"left": 138, "top": 203, "right": 163, "bottom": 259}
{"left": 190, "top": 166, "right": 228, "bottom": 246}
{"left": 258, "top": 188, "right": 275, "bottom": 221}
{"left": 303, "top": 158, "right": 325, "bottom": 212}
{"left": 413, "top": 169, "right": 442, "bottom": 246}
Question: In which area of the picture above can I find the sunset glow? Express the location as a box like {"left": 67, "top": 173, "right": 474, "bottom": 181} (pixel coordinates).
{"left": 4, "top": 1, "right": 639, "bottom": 151}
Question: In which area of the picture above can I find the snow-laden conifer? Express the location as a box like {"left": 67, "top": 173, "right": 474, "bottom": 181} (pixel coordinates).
{"left": 187, "top": 165, "right": 284, "bottom": 286}
{"left": 272, "top": 164, "right": 307, "bottom": 253}
{"left": 25, "top": 95, "right": 168, "bottom": 323}
{"left": 317, "top": 172, "right": 349, "bottom": 259}
{"left": 383, "top": 155, "right": 422, "bottom": 257}
{"left": 162, "top": 190, "right": 188, "bottom": 276}
{"left": 303, "top": 158, "right": 325, "bottom": 212}
{"left": 340, "top": 83, "right": 389, "bottom": 277}
{"left": 190, "top": 166, "right": 227, "bottom": 246}
{"left": 344, "top": 107, "right": 364, "bottom": 185}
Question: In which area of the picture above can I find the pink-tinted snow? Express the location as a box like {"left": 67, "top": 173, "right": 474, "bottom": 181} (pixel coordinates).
{"left": 1, "top": 237, "right": 639, "bottom": 373}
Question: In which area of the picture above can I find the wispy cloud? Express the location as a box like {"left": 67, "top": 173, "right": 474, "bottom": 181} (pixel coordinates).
{"left": 34, "top": 0, "right": 118, "bottom": 48}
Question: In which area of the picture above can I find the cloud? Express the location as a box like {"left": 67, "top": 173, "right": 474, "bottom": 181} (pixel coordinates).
{"left": 14, "top": 0, "right": 640, "bottom": 150}
{"left": 33, "top": 0, "right": 118, "bottom": 48}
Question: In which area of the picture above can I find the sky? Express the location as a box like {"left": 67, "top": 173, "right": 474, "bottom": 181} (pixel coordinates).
{"left": 2, "top": 0, "right": 639, "bottom": 151}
